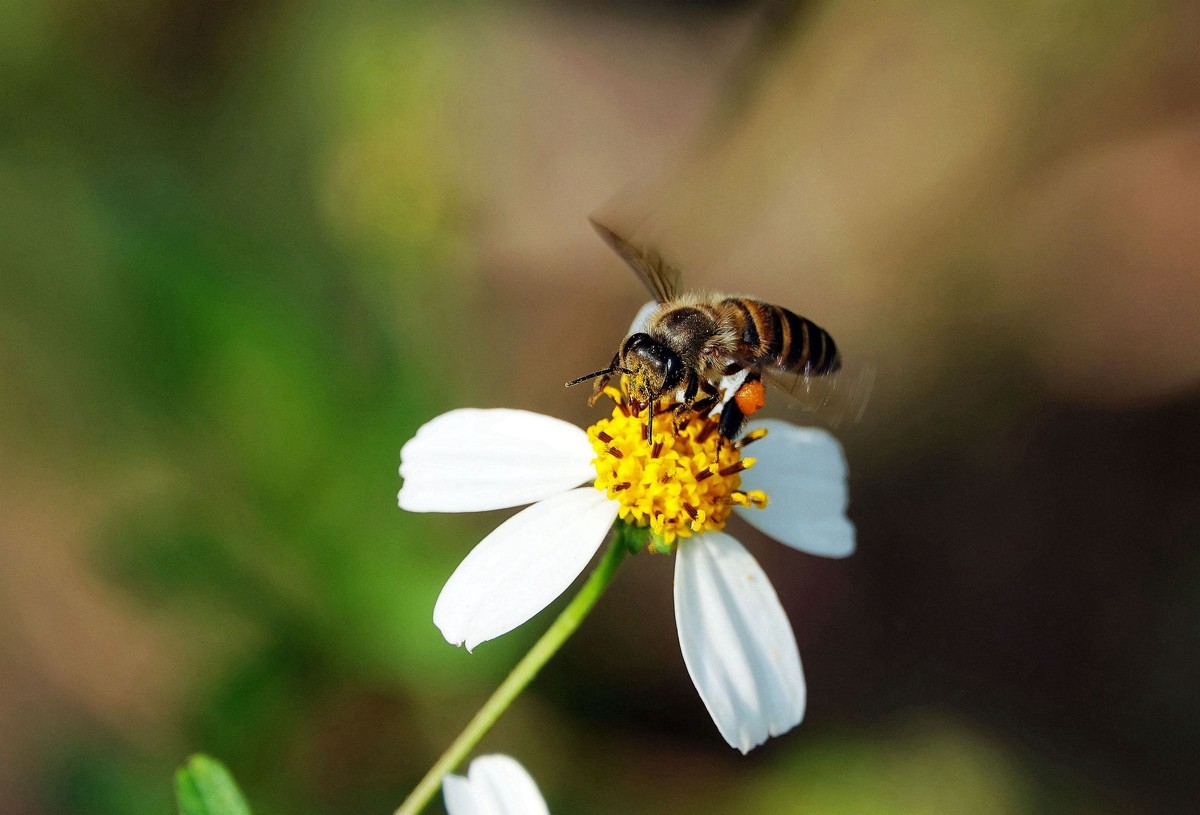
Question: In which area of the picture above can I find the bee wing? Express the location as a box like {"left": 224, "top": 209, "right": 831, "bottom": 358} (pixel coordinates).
{"left": 758, "top": 363, "right": 876, "bottom": 427}
{"left": 589, "top": 218, "right": 683, "bottom": 304}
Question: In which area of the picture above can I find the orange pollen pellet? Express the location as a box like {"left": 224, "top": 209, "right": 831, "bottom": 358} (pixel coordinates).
{"left": 735, "top": 379, "right": 766, "bottom": 415}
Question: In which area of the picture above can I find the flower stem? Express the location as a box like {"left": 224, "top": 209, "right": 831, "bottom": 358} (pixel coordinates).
{"left": 394, "top": 530, "right": 631, "bottom": 815}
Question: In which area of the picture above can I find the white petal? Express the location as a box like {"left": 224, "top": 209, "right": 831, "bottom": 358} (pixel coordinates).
{"left": 675, "top": 531, "right": 805, "bottom": 753}
{"left": 626, "top": 301, "right": 659, "bottom": 335}
{"left": 736, "top": 419, "right": 856, "bottom": 558}
{"left": 398, "top": 409, "right": 595, "bottom": 512}
{"left": 444, "top": 755, "right": 549, "bottom": 815}
{"left": 434, "top": 488, "right": 619, "bottom": 650}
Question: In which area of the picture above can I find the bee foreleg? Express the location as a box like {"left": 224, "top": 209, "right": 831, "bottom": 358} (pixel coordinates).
{"left": 669, "top": 374, "right": 704, "bottom": 433}
{"left": 585, "top": 352, "right": 621, "bottom": 406}
{"left": 690, "top": 393, "right": 720, "bottom": 418}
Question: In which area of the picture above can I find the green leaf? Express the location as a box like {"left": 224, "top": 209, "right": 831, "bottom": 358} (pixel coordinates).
{"left": 174, "top": 755, "right": 253, "bottom": 815}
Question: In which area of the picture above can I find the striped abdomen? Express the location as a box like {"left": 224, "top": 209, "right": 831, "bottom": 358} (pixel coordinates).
{"left": 724, "top": 297, "right": 841, "bottom": 376}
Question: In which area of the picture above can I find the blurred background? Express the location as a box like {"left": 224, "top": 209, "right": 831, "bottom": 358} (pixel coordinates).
{"left": 2, "top": 0, "right": 1200, "bottom": 813}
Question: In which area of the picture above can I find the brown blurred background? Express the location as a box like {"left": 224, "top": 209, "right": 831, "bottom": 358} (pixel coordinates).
{"left": 2, "top": 1, "right": 1200, "bottom": 813}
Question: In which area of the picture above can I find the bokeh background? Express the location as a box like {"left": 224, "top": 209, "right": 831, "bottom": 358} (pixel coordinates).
{"left": 3, "top": 1, "right": 1200, "bottom": 813}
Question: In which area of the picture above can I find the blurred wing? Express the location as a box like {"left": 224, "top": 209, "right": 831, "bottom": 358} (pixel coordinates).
{"left": 759, "top": 362, "right": 876, "bottom": 427}
{"left": 590, "top": 218, "right": 683, "bottom": 303}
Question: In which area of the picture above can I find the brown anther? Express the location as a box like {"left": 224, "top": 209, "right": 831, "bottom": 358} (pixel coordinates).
{"left": 734, "top": 428, "right": 768, "bottom": 449}
{"left": 611, "top": 481, "right": 631, "bottom": 492}
{"left": 681, "top": 503, "right": 699, "bottom": 520}
{"left": 718, "top": 460, "right": 751, "bottom": 476}
{"left": 607, "top": 447, "right": 624, "bottom": 459}
{"left": 596, "top": 430, "right": 613, "bottom": 443}
{"left": 694, "top": 467, "right": 713, "bottom": 482}
{"left": 696, "top": 419, "right": 718, "bottom": 443}
{"left": 651, "top": 439, "right": 664, "bottom": 459}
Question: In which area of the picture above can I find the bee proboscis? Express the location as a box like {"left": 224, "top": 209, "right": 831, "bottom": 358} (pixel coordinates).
{"left": 567, "top": 219, "right": 847, "bottom": 442}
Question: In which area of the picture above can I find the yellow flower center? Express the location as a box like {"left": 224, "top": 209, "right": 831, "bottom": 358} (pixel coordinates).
{"left": 587, "top": 386, "right": 768, "bottom": 552}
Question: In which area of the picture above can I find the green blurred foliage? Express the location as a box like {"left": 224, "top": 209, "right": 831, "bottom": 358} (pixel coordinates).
{"left": 3, "top": 1, "right": 1196, "bottom": 814}
{"left": 0, "top": 2, "right": 522, "bottom": 813}
{"left": 740, "top": 717, "right": 1081, "bottom": 815}
{"left": 46, "top": 744, "right": 172, "bottom": 815}
{"left": 176, "top": 755, "right": 253, "bottom": 815}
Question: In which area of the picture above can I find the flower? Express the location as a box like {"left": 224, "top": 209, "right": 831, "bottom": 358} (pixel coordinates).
{"left": 398, "top": 390, "right": 854, "bottom": 753}
{"left": 443, "top": 754, "right": 549, "bottom": 815}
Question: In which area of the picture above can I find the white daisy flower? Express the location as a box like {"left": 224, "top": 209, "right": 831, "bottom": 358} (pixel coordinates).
{"left": 443, "top": 754, "right": 549, "bottom": 815}
{"left": 398, "top": 390, "right": 854, "bottom": 753}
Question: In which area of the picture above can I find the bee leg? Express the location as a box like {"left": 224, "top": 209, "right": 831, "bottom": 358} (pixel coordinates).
{"left": 586, "top": 352, "right": 621, "bottom": 406}
{"left": 671, "top": 403, "right": 693, "bottom": 433}
{"left": 696, "top": 378, "right": 720, "bottom": 405}
{"left": 691, "top": 394, "right": 720, "bottom": 417}
{"left": 718, "top": 396, "right": 748, "bottom": 441}
{"left": 671, "top": 375, "right": 703, "bottom": 433}
{"left": 718, "top": 370, "right": 767, "bottom": 442}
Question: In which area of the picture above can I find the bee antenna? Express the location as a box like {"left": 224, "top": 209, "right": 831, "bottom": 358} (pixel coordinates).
{"left": 566, "top": 367, "right": 616, "bottom": 388}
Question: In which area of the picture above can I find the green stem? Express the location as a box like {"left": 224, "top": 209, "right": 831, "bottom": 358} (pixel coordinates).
{"left": 394, "top": 531, "right": 631, "bottom": 815}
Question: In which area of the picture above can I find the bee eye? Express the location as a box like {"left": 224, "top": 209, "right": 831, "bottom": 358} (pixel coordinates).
{"left": 660, "top": 351, "right": 684, "bottom": 390}
{"left": 625, "top": 333, "right": 653, "bottom": 353}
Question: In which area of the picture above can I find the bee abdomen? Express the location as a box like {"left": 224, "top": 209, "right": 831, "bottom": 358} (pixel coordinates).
{"left": 778, "top": 305, "right": 840, "bottom": 374}
{"left": 728, "top": 298, "right": 840, "bottom": 376}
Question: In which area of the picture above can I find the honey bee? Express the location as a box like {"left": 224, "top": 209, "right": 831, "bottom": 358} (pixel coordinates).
{"left": 567, "top": 219, "right": 844, "bottom": 442}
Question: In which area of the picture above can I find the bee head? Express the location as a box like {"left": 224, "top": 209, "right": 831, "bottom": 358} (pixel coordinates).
{"left": 621, "top": 332, "right": 684, "bottom": 402}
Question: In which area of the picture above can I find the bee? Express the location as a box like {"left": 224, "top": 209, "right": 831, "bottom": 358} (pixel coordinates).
{"left": 567, "top": 218, "right": 843, "bottom": 442}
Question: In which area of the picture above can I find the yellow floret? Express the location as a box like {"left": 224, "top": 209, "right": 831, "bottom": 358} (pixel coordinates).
{"left": 587, "top": 386, "right": 769, "bottom": 552}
